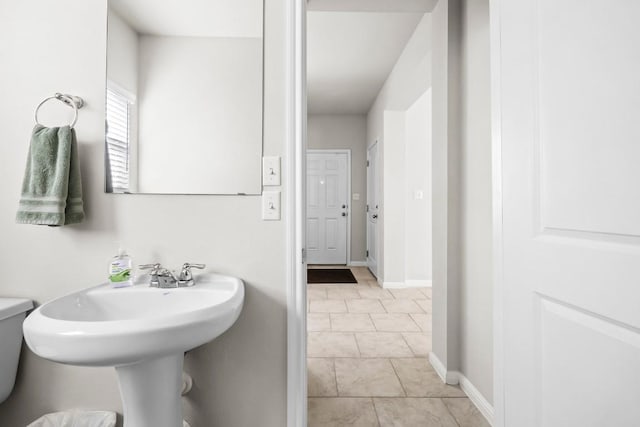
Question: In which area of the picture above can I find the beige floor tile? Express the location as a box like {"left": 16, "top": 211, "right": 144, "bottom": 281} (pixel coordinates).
{"left": 346, "top": 299, "right": 386, "bottom": 313}
{"left": 308, "top": 332, "right": 360, "bottom": 357}
{"left": 310, "top": 299, "right": 348, "bottom": 313}
{"left": 308, "top": 398, "right": 379, "bottom": 427}
{"left": 390, "top": 358, "right": 466, "bottom": 397}
{"left": 357, "top": 287, "right": 394, "bottom": 300}
{"left": 442, "top": 398, "right": 491, "bottom": 427}
{"left": 381, "top": 299, "right": 424, "bottom": 313}
{"left": 308, "top": 358, "right": 338, "bottom": 397}
{"left": 335, "top": 358, "right": 405, "bottom": 397}
{"left": 308, "top": 313, "right": 332, "bottom": 332}
{"left": 389, "top": 288, "right": 429, "bottom": 299}
{"left": 370, "top": 313, "right": 421, "bottom": 332}
{"left": 355, "top": 333, "right": 414, "bottom": 357}
{"left": 373, "top": 398, "right": 459, "bottom": 427}
{"left": 410, "top": 313, "right": 432, "bottom": 332}
{"left": 327, "top": 286, "right": 361, "bottom": 300}
{"left": 415, "top": 299, "right": 432, "bottom": 313}
{"left": 351, "top": 267, "right": 375, "bottom": 280}
{"left": 308, "top": 287, "right": 328, "bottom": 300}
{"left": 420, "top": 287, "right": 432, "bottom": 299}
{"left": 331, "top": 313, "right": 376, "bottom": 332}
{"left": 402, "top": 332, "right": 432, "bottom": 356}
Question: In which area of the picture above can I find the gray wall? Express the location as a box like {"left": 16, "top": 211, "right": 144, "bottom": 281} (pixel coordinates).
{"left": 431, "top": 0, "right": 461, "bottom": 374}
{"left": 0, "top": 1, "right": 288, "bottom": 426}
{"left": 307, "top": 114, "right": 367, "bottom": 262}
{"left": 459, "top": 0, "right": 493, "bottom": 403}
{"left": 431, "top": 0, "right": 493, "bottom": 405}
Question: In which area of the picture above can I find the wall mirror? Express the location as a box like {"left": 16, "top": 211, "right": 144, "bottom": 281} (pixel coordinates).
{"left": 105, "top": 0, "right": 264, "bottom": 194}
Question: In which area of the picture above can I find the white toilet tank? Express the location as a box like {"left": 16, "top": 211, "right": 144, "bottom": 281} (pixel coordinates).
{"left": 0, "top": 298, "right": 33, "bottom": 404}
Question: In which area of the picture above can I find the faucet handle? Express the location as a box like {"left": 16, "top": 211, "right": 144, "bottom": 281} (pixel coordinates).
{"left": 179, "top": 263, "right": 206, "bottom": 283}
{"left": 139, "top": 263, "right": 162, "bottom": 274}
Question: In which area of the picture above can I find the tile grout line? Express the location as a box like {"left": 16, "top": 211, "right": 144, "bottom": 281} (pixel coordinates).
{"left": 371, "top": 397, "right": 383, "bottom": 427}
{"left": 331, "top": 358, "right": 339, "bottom": 397}
{"left": 388, "top": 358, "right": 409, "bottom": 398}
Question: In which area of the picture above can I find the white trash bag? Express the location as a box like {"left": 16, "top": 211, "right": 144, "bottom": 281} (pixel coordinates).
{"left": 27, "top": 410, "right": 116, "bottom": 427}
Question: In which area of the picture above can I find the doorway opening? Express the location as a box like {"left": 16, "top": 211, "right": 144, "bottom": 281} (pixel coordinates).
{"left": 302, "top": 2, "right": 453, "bottom": 425}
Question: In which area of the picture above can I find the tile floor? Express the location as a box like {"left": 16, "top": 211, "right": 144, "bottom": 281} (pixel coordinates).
{"left": 307, "top": 266, "right": 489, "bottom": 427}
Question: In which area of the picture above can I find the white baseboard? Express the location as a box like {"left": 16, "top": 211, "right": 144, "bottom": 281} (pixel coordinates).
{"left": 348, "top": 261, "right": 368, "bottom": 267}
{"left": 383, "top": 279, "right": 432, "bottom": 289}
{"left": 428, "top": 352, "right": 494, "bottom": 426}
{"left": 458, "top": 373, "right": 494, "bottom": 426}
{"left": 428, "top": 352, "right": 459, "bottom": 384}
{"left": 406, "top": 279, "right": 432, "bottom": 287}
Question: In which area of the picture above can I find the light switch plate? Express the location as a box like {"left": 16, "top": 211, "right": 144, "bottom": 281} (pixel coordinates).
{"left": 262, "top": 191, "right": 281, "bottom": 220}
{"left": 263, "top": 156, "right": 281, "bottom": 186}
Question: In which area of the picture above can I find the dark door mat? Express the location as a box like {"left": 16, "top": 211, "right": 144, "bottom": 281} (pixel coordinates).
{"left": 307, "top": 268, "right": 357, "bottom": 284}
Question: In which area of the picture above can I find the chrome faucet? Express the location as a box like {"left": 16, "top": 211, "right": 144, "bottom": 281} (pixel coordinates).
{"left": 178, "top": 263, "right": 206, "bottom": 287}
{"left": 139, "top": 263, "right": 206, "bottom": 288}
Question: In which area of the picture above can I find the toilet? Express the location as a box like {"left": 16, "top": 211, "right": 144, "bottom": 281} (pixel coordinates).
{"left": 0, "top": 298, "right": 33, "bottom": 404}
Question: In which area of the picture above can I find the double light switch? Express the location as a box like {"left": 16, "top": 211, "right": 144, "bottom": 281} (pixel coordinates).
{"left": 262, "top": 156, "right": 281, "bottom": 220}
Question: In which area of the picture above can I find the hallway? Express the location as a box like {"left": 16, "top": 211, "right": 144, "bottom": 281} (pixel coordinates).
{"left": 307, "top": 267, "right": 489, "bottom": 426}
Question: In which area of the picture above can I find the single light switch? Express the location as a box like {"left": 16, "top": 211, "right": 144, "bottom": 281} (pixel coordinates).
{"left": 352, "top": 193, "right": 360, "bottom": 201}
{"left": 263, "top": 156, "right": 281, "bottom": 186}
{"left": 262, "top": 191, "right": 281, "bottom": 220}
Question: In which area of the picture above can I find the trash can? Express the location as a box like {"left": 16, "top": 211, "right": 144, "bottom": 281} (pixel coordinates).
{"left": 27, "top": 411, "right": 116, "bottom": 427}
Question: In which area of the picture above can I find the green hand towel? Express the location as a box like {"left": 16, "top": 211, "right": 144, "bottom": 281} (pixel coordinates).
{"left": 16, "top": 125, "right": 85, "bottom": 226}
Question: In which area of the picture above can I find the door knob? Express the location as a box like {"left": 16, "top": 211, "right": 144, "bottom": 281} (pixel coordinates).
{"left": 342, "top": 212, "right": 347, "bottom": 217}
{"left": 342, "top": 204, "right": 347, "bottom": 209}
{"left": 372, "top": 214, "right": 378, "bottom": 219}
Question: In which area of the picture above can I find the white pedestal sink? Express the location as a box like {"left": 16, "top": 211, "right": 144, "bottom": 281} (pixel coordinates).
{"left": 23, "top": 273, "right": 244, "bottom": 427}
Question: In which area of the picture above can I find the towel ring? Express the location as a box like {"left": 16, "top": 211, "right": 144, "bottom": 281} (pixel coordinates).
{"left": 34, "top": 93, "right": 84, "bottom": 128}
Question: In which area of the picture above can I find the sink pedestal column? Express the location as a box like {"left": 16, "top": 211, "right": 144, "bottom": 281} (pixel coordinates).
{"left": 116, "top": 353, "right": 184, "bottom": 427}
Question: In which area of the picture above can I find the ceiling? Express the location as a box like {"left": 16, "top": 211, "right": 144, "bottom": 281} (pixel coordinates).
{"left": 307, "top": 11, "right": 424, "bottom": 114}
{"left": 109, "top": 0, "right": 263, "bottom": 38}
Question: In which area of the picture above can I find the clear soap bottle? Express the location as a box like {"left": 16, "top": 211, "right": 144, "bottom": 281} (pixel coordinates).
{"left": 109, "top": 247, "right": 133, "bottom": 287}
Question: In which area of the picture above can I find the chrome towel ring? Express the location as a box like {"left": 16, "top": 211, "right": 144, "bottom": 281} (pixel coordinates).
{"left": 35, "top": 93, "right": 85, "bottom": 128}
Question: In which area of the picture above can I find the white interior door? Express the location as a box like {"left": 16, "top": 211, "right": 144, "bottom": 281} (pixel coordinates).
{"left": 495, "top": 1, "right": 640, "bottom": 426}
{"left": 306, "top": 151, "right": 349, "bottom": 264}
{"left": 366, "top": 142, "right": 379, "bottom": 276}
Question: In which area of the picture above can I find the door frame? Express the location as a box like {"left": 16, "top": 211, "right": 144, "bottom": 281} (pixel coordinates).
{"left": 306, "top": 149, "right": 352, "bottom": 266}
{"left": 489, "top": 0, "right": 505, "bottom": 425}
{"left": 284, "top": 0, "right": 459, "bottom": 426}
{"left": 366, "top": 140, "right": 379, "bottom": 277}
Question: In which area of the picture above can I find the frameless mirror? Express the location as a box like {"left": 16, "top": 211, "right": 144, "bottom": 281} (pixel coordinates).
{"left": 105, "top": 0, "right": 264, "bottom": 194}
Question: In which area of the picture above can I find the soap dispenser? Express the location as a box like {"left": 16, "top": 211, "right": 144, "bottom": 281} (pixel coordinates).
{"left": 109, "top": 248, "right": 133, "bottom": 287}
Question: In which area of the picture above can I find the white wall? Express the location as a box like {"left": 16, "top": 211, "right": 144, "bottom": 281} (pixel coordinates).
{"left": 459, "top": 0, "right": 493, "bottom": 404}
{"left": 307, "top": 114, "right": 367, "bottom": 262}
{"left": 106, "top": 9, "right": 138, "bottom": 94}
{"left": 366, "top": 13, "right": 433, "bottom": 285}
{"left": 381, "top": 111, "right": 405, "bottom": 282}
{"left": 367, "top": 13, "right": 432, "bottom": 145}
{"left": 0, "top": 1, "right": 288, "bottom": 426}
{"left": 136, "top": 35, "right": 263, "bottom": 194}
{"left": 404, "top": 90, "right": 432, "bottom": 283}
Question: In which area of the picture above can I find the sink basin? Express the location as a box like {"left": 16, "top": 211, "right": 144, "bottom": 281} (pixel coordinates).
{"left": 23, "top": 273, "right": 244, "bottom": 427}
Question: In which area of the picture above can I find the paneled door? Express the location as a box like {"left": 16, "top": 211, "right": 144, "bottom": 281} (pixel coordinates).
{"left": 494, "top": 1, "right": 640, "bottom": 426}
{"left": 366, "top": 142, "right": 379, "bottom": 277}
{"left": 306, "top": 151, "right": 349, "bottom": 264}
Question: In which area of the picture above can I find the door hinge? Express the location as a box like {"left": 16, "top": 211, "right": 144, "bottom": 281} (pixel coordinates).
{"left": 302, "top": 248, "right": 307, "bottom": 264}
{"left": 366, "top": 205, "right": 369, "bottom": 212}
{"left": 366, "top": 160, "right": 370, "bottom": 167}
{"left": 366, "top": 250, "right": 369, "bottom": 257}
